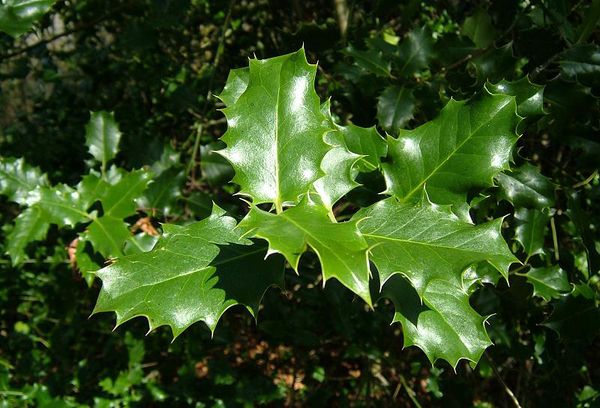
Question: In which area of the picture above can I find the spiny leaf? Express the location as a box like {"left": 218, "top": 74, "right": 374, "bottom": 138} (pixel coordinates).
{"left": 219, "top": 48, "right": 332, "bottom": 210}
{"left": 314, "top": 130, "right": 360, "bottom": 211}
{"left": 98, "top": 169, "right": 151, "bottom": 218}
{"left": 543, "top": 284, "right": 600, "bottom": 340}
{"left": 470, "top": 42, "right": 515, "bottom": 84}
{"left": 486, "top": 78, "right": 545, "bottom": 118}
{"left": 376, "top": 85, "right": 416, "bottom": 136}
{"left": 514, "top": 208, "right": 550, "bottom": 259}
{"left": 357, "top": 197, "right": 515, "bottom": 366}
{"left": 523, "top": 266, "right": 571, "bottom": 301}
{"left": 6, "top": 206, "right": 49, "bottom": 266}
{"left": 356, "top": 196, "right": 517, "bottom": 294}
{"left": 382, "top": 92, "right": 519, "bottom": 219}
{"left": 85, "top": 216, "right": 132, "bottom": 259}
{"left": 85, "top": 111, "right": 122, "bottom": 172}
{"left": 0, "top": 157, "right": 48, "bottom": 204}
{"left": 139, "top": 166, "right": 185, "bottom": 216}
{"left": 559, "top": 45, "right": 600, "bottom": 88}
{"left": 496, "top": 163, "right": 555, "bottom": 210}
{"left": 338, "top": 124, "right": 387, "bottom": 173}
{"left": 0, "top": 0, "right": 56, "bottom": 37}
{"left": 382, "top": 274, "right": 492, "bottom": 368}
{"left": 239, "top": 197, "right": 372, "bottom": 305}
{"left": 396, "top": 27, "right": 434, "bottom": 77}
{"left": 94, "top": 206, "right": 284, "bottom": 337}
{"left": 31, "top": 184, "right": 89, "bottom": 226}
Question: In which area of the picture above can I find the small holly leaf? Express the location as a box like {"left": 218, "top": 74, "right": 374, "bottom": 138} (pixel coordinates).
{"left": 77, "top": 172, "right": 109, "bottom": 209}
{"left": 216, "top": 67, "right": 249, "bottom": 106}
{"left": 559, "top": 45, "right": 600, "bottom": 88}
{"left": 382, "top": 274, "right": 492, "bottom": 368}
{"left": 0, "top": 157, "right": 48, "bottom": 204}
{"left": 85, "top": 111, "right": 122, "bottom": 172}
{"left": 343, "top": 44, "right": 392, "bottom": 78}
{"left": 219, "top": 48, "right": 332, "bottom": 209}
{"left": 6, "top": 206, "right": 49, "bottom": 266}
{"left": 496, "top": 163, "right": 555, "bottom": 210}
{"left": 338, "top": 124, "right": 387, "bottom": 173}
{"left": 383, "top": 92, "right": 519, "bottom": 219}
{"left": 97, "top": 169, "right": 151, "bottom": 218}
{"left": 376, "top": 85, "right": 416, "bottom": 135}
{"left": 461, "top": 8, "right": 498, "bottom": 48}
{"left": 239, "top": 197, "right": 372, "bottom": 305}
{"left": 356, "top": 196, "right": 517, "bottom": 295}
{"left": 314, "top": 131, "right": 360, "bottom": 211}
{"left": 0, "top": 0, "right": 56, "bottom": 37}
{"left": 543, "top": 284, "right": 600, "bottom": 340}
{"left": 94, "top": 206, "right": 284, "bottom": 337}
{"left": 514, "top": 208, "right": 550, "bottom": 259}
{"left": 486, "top": 78, "right": 545, "bottom": 118}
{"left": 396, "top": 27, "right": 434, "bottom": 77}
{"left": 523, "top": 266, "right": 571, "bottom": 301}
{"left": 75, "top": 239, "right": 102, "bottom": 287}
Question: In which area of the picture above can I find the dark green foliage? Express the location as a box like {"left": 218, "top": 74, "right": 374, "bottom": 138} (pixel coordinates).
{"left": 1, "top": 1, "right": 599, "bottom": 407}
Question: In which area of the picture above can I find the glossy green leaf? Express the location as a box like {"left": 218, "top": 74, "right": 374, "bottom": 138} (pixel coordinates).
{"left": 76, "top": 239, "right": 102, "bottom": 287}
{"left": 470, "top": 42, "right": 515, "bottom": 84}
{"left": 239, "top": 197, "right": 372, "bottom": 305}
{"left": 376, "top": 85, "right": 416, "bottom": 135}
{"left": 514, "top": 208, "right": 550, "bottom": 259}
{"left": 382, "top": 92, "right": 519, "bottom": 219}
{"left": 0, "top": 0, "right": 56, "bottom": 37}
{"left": 396, "top": 27, "right": 434, "bottom": 77}
{"left": 338, "top": 124, "right": 386, "bottom": 173}
{"left": 486, "top": 78, "right": 545, "bottom": 118}
{"left": 85, "top": 111, "right": 122, "bottom": 172}
{"left": 314, "top": 130, "right": 360, "bottom": 211}
{"left": 496, "top": 163, "right": 555, "bottom": 210}
{"left": 216, "top": 67, "right": 249, "bottom": 106}
{"left": 33, "top": 184, "right": 89, "bottom": 226}
{"left": 382, "top": 274, "right": 492, "bottom": 368}
{"left": 6, "top": 206, "right": 49, "bottom": 266}
{"left": 219, "top": 49, "right": 332, "bottom": 210}
{"left": 523, "top": 266, "right": 571, "bottom": 301}
{"left": 85, "top": 216, "right": 132, "bottom": 259}
{"left": 200, "top": 142, "right": 234, "bottom": 187}
{"left": 99, "top": 169, "right": 151, "bottom": 219}
{"left": 461, "top": 8, "right": 497, "bottom": 48}
{"left": 94, "top": 206, "right": 284, "bottom": 337}
{"left": 559, "top": 45, "right": 600, "bottom": 88}
{"left": 356, "top": 196, "right": 517, "bottom": 294}
{"left": 358, "top": 197, "right": 515, "bottom": 366}
{"left": 0, "top": 157, "right": 48, "bottom": 205}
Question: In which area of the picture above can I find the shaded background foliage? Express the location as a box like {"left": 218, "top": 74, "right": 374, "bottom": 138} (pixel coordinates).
{"left": 0, "top": 0, "right": 599, "bottom": 406}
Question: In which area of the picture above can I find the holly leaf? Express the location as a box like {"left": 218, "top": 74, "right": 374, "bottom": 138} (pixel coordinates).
{"left": 32, "top": 184, "right": 89, "bottom": 226}
{"left": 93, "top": 206, "right": 284, "bottom": 337}
{"left": 486, "top": 78, "right": 545, "bottom": 118}
{"left": 514, "top": 208, "right": 550, "bottom": 259}
{"left": 343, "top": 44, "right": 392, "bottom": 78}
{"left": 6, "top": 206, "right": 49, "bottom": 266}
{"left": 0, "top": 0, "right": 56, "bottom": 37}
{"left": 139, "top": 166, "right": 185, "bottom": 216}
{"left": 496, "top": 163, "right": 555, "bottom": 210}
{"left": 314, "top": 130, "right": 360, "bottom": 211}
{"left": 357, "top": 196, "right": 516, "bottom": 366}
{"left": 376, "top": 85, "right": 416, "bottom": 135}
{"left": 97, "top": 169, "right": 151, "bottom": 218}
{"left": 356, "top": 196, "right": 517, "bottom": 294}
{"left": 470, "top": 43, "right": 515, "bottom": 84}
{"left": 522, "top": 266, "right": 571, "bottom": 301}
{"left": 200, "top": 142, "right": 234, "bottom": 187}
{"left": 382, "top": 92, "right": 519, "bottom": 219}
{"left": 559, "top": 45, "right": 600, "bottom": 88}
{"left": 396, "top": 27, "right": 434, "bottom": 77}
{"left": 543, "top": 284, "right": 600, "bottom": 340}
{"left": 338, "top": 124, "right": 387, "bottom": 173}
{"left": 0, "top": 157, "right": 48, "bottom": 204}
{"left": 461, "top": 8, "right": 497, "bottom": 49}
{"left": 216, "top": 67, "right": 249, "bottom": 106}
{"left": 85, "top": 111, "right": 122, "bottom": 172}
{"left": 382, "top": 274, "right": 492, "bottom": 368}
{"left": 219, "top": 48, "right": 332, "bottom": 210}
{"left": 239, "top": 197, "right": 372, "bottom": 305}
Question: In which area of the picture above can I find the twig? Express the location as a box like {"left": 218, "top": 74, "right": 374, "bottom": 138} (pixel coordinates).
{"left": 550, "top": 217, "right": 560, "bottom": 261}
{"left": 398, "top": 374, "right": 423, "bottom": 408}
{"left": 572, "top": 170, "right": 598, "bottom": 188}
{"left": 485, "top": 351, "right": 523, "bottom": 408}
